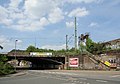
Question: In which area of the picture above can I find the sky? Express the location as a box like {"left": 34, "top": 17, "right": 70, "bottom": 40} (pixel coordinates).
{"left": 0, "top": 0, "right": 120, "bottom": 52}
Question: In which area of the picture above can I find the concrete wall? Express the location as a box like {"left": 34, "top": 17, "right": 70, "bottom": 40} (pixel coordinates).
{"left": 83, "top": 56, "right": 96, "bottom": 69}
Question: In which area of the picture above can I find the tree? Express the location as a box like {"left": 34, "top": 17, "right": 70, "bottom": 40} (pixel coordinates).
{"left": 93, "top": 42, "right": 106, "bottom": 54}
{"left": 86, "top": 37, "right": 95, "bottom": 53}
{"left": 26, "top": 45, "right": 37, "bottom": 52}
{"left": 86, "top": 37, "right": 106, "bottom": 54}
{"left": 0, "top": 55, "right": 15, "bottom": 75}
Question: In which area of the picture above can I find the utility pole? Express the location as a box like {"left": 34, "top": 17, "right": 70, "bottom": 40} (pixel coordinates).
{"left": 35, "top": 37, "right": 36, "bottom": 48}
{"left": 75, "top": 17, "right": 77, "bottom": 51}
{"left": 66, "top": 35, "right": 68, "bottom": 51}
{"left": 65, "top": 35, "right": 68, "bottom": 70}
{"left": 15, "top": 40, "right": 18, "bottom": 71}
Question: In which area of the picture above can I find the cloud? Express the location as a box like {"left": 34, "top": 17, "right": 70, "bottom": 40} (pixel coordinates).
{"left": 66, "top": 22, "right": 74, "bottom": 28}
{"left": 7, "top": 16, "right": 50, "bottom": 31}
{"left": 0, "top": 6, "right": 12, "bottom": 26}
{"left": 0, "top": 35, "right": 14, "bottom": 52}
{"left": 48, "top": 7, "right": 64, "bottom": 23}
{"left": 41, "top": 44, "right": 66, "bottom": 50}
{"left": 39, "top": 17, "right": 50, "bottom": 26}
{"left": 65, "top": 0, "right": 98, "bottom": 4}
{"left": 24, "top": 0, "right": 57, "bottom": 19}
{"left": 0, "top": 0, "right": 64, "bottom": 31}
{"left": 9, "top": 0, "right": 23, "bottom": 8}
{"left": 58, "top": 0, "right": 102, "bottom": 5}
{"left": 68, "top": 7, "right": 89, "bottom": 17}
{"left": 0, "top": 0, "right": 101, "bottom": 32}
{"left": 0, "top": 35, "right": 23, "bottom": 52}
{"left": 89, "top": 22, "right": 99, "bottom": 27}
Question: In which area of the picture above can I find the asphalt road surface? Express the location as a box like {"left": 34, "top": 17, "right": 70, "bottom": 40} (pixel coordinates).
{"left": 0, "top": 70, "right": 120, "bottom": 84}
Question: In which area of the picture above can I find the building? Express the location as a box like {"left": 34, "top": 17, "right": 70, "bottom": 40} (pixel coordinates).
{"left": 101, "top": 38, "right": 120, "bottom": 69}
{"left": 103, "top": 38, "right": 120, "bottom": 50}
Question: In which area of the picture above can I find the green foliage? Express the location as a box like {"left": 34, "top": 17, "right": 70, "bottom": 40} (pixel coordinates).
{"left": 26, "top": 45, "right": 54, "bottom": 52}
{"left": 0, "top": 55, "right": 8, "bottom": 62}
{"left": 26, "top": 45, "right": 82, "bottom": 56}
{"left": 86, "top": 37, "right": 106, "bottom": 54}
{"left": 26, "top": 45, "right": 37, "bottom": 52}
{"left": 93, "top": 42, "right": 106, "bottom": 54}
{"left": 0, "top": 55, "right": 15, "bottom": 76}
{"left": 86, "top": 37, "right": 95, "bottom": 53}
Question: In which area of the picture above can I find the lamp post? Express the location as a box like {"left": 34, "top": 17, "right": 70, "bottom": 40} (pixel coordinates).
{"left": 66, "top": 35, "right": 68, "bottom": 51}
{"left": 15, "top": 40, "right": 18, "bottom": 71}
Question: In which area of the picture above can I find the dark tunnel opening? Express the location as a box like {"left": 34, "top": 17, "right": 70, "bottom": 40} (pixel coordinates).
{"left": 7, "top": 56, "right": 65, "bottom": 70}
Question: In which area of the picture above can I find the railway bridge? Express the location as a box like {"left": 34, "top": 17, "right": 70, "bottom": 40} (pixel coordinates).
{"left": 7, "top": 55, "right": 65, "bottom": 70}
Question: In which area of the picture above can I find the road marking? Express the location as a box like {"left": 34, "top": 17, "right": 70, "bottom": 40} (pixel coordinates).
{"left": 79, "top": 81, "right": 83, "bottom": 83}
{"left": 36, "top": 71, "right": 78, "bottom": 76}
{"left": 86, "top": 83, "right": 90, "bottom": 84}
{"left": 110, "top": 75, "right": 120, "bottom": 78}
{"left": 79, "top": 78, "right": 87, "bottom": 80}
{"left": 62, "top": 83, "right": 76, "bottom": 84}
{"left": 0, "top": 77, "right": 10, "bottom": 80}
{"left": 96, "top": 80, "right": 108, "bottom": 83}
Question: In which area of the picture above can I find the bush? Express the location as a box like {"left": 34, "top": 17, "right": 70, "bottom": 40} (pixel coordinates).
{"left": 0, "top": 55, "right": 15, "bottom": 76}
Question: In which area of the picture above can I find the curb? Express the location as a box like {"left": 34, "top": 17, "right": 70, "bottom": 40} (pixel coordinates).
{"left": 9, "top": 71, "right": 27, "bottom": 77}
{"left": 0, "top": 72, "right": 27, "bottom": 79}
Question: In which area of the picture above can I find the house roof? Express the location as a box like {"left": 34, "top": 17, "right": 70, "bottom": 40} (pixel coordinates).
{"left": 103, "top": 38, "right": 120, "bottom": 45}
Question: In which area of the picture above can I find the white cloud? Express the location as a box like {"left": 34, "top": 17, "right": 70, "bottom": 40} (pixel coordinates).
{"left": 0, "top": 36, "right": 14, "bottom": 52}
{"left": 89, "top": 22, "right": 99, "bottom": 27}
{"left": 41, "top": 44, "right": 66, "bottom": 50}
{"left": 11, "top": 21, "right": 44, "bottom": 31}
{"left": 0, "top": 18, "right": 13, "bottom": 26}
{"left": 39, "top": 17, "right": 49, "bottom": 26}
{"left": 9, "top": 0, "right": 23, "bottom": 8}
{"left": 0, "top": 6, "right": 8, "bottom": 18}
{"left": 24, "top": 0, "right": 57, "bottom": 19}
{"left": 0, "top": 35, "right": 23, "bottom": 52}
{"left": 0, "top": 0, "right": 94, "bottom": 32}
{"left": 0, "top": 0, "right": 65, "bottom": 31}
{"left": 66, "top": 22, "right": 74, "bottom": 28}
{"left": 65, "top": 0, "right": 100, "bottom": 4}
{"left": 13, "top": 17, "right": 49, "bottom": 31}
{"left": 10, "top": 12, "right": 25, "bottom": 20}
{"left": 48, "top": 7, "right": 64, "bottom": 23}
{"left": 0, "top": 0, "right": 97, "bottom": 32}
{"left": 0, "top": 6, "right": 12, "bottom": 25}
{"left": 68, "top": 7, "right": 89, "bottom": 17}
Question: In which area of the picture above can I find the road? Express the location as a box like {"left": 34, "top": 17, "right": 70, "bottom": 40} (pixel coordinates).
{"left": 0, "top": 70, "right": 120, "bottom": 84}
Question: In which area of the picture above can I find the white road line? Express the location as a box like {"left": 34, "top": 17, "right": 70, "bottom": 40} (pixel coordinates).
{"left": 110, "top": 75, "right": 120, "bottom": 78}
{"left": 0, "top": 77, "right": 10, "bottom": 80}
{"left": 79, "top": 81, "right": 83, "bottom": 83}
{"left": 62, "top": 83, "right": 76, "bottom": 84}
{"left": 96, "top": 80, "right": 108, "bottom": 83}
{"left": 79, "top": 78, "right": 87, "bottom": 80}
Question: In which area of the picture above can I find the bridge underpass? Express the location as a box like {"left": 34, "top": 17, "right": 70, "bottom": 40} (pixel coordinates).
{"left": 7, "top": 56, "right": 65, "bottom": 70}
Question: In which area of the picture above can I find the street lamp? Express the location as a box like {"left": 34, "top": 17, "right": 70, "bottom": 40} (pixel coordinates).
{"left": 15, "top": 40, "right": 18, "bottom": 71}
